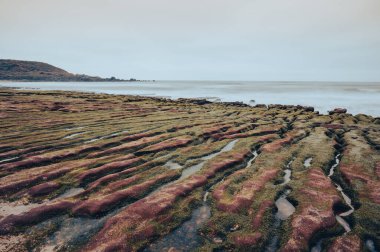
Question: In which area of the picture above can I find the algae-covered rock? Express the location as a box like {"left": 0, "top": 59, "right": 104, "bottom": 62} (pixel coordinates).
{"left": 0, "top": 89, "right": 378, "bottom": 252}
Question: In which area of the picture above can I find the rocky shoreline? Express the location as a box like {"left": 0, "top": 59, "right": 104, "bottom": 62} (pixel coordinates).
{"left": 0, "top": 88, "right": 379, "bottom": 251}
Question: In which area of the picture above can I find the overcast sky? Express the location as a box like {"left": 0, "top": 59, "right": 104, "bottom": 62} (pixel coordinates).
{"left": 1, "top": 0, "right": 379, "bottom": 81}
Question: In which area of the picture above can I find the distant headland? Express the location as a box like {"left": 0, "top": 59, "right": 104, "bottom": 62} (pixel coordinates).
{"left": 0, "top": 59, "right": 138, "bottom": 82}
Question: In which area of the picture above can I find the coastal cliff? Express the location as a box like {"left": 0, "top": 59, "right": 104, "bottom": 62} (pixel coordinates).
{"left": 0, "top": 59, "right": 125, "bottom": 82}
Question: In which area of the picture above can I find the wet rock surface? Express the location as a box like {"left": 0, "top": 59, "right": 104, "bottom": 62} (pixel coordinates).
{"left": 0, "top": 89, "right": 379, "bottom": 251}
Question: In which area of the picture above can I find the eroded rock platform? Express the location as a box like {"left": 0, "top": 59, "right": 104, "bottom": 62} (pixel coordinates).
{"left": 0, "top": 89, "right": 379, "bottom": 252}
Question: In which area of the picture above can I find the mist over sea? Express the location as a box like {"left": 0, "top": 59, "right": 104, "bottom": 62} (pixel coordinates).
{"left": 2, "top": 81, "right": 380, "bottom": 116}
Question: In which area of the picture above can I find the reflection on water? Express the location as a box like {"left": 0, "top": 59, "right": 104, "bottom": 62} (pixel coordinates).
{"left": 328, "top": 154, "right": 340, "bottom": 177}
{"left": 84, "top": 130, "right": 129, "bottom": 143}
{"left": 311, "top": 153, "right": 355, "bottom": 252}
{"left": 245, "top": 150, "right": 258, "bottom": 169}
{"left": 311, "top": 241, "right": 322, "bottom": 252}
{"left": 63, "top": 132, "right": 85, "bottom": 139}
{"left": 303, "top": 157, "right": 312, "bottom": 168}
{"left": 144, "top": 193, "right": 211, "bottom": 252}
{"left": 280, "top": 159, "right": 293, "bottom": 186}
{"left": 366, "top": 239, "right": 378, "bottom": 252}
{"left": 3, "top": 81, "right": 380, "bottom": 116}
{"left": 37, "top": 199, "right": 134, "bottom": 251}
{"left": 164, "top": 160, "right": 182, "bottom": 170}
{"left": 266, "top": 181, "right": 295, "bottom": 251}
{"left": 328, "top": 154, "right": 354, "bottom": 233}
{"left": 275, "top": 190, "right": 295, "bottom": 221}
{"left": 335, "top": 216, "right": 351, "bottom": 233}
{"left": 39, "top": 216, "right": 107, "bottom": 252}
{"left": 180, "top": 139, "right": 238, "bottom": 180}
{"left": 55, "top": 187, "right": 84, "bottom": 200}
{"left": 335, "top": 185, "right": 354, "bottom": 217}
{"left": 0, "top": 156, "right": 19, "bottom": 164}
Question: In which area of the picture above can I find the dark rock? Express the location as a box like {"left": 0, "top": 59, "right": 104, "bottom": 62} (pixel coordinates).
{"left": 177, "top": 98, "right": 211, "bottom": 105}
{"left": 329, "top": 108, "right": 347, "bottom": 115}
{"left": 255, "top": 104, "right": 267, "bottom": 108}
{"left": 303, "top": 106, "right": 315, "bottom": 112}
{"left": 190, "top": 99, "right": 211, "bottom": 105}
{"left": 223, "top": 101, "right": 250, "bottom": 107}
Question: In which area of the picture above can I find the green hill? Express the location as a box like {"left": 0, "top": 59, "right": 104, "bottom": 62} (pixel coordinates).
{"left": 0, "top": 59, "right": 124, "bottom": 82}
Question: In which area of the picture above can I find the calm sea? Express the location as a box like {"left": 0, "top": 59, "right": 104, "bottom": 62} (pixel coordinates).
{"left": 1, "top": 81, "right": 380, "bottom": 116}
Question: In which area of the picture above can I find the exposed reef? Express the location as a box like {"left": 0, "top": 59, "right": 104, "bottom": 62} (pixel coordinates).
{"left": 0, "top": 88, "right": 379, "bottom": 251}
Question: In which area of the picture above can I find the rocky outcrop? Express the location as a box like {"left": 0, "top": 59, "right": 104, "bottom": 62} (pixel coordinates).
{"left": 329, "top": 108, "right": 348, "bottom": 115}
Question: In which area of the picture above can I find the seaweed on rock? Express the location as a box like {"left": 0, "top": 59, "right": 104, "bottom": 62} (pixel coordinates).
{"left": 0, "top": 89, "right": 379, "bottom": 252}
